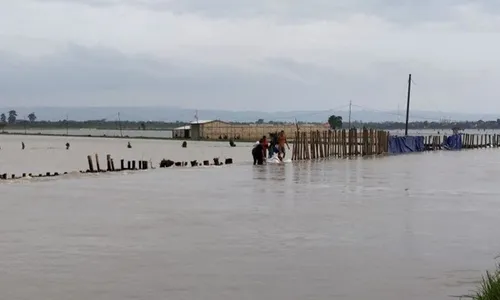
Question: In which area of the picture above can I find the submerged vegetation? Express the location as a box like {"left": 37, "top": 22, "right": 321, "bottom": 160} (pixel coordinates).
{"left": 461, "top": 262, "right": 500, "bottom": 300}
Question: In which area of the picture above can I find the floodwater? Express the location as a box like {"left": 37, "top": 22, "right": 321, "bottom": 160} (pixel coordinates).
{"left": 3, "top": 128, "right": 174, "bottom": 138}
{"left": 1, "top": 134, "right": 500, "bottom": 299}
{"left": 4, "top": 128, "right": 500, "bottom": 140}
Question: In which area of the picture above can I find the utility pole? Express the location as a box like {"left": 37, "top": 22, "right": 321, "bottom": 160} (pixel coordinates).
{"left": 348, "top": 100, "right": 352, "bottom": 129}
{"left": 404, "top": 74, "right": 412, "bottom": 136}
{"left": 118, "top": 112, "right": 123, "bottom": 137}
{"left": 66, "top": 114, "right": 69, "bottom": 136}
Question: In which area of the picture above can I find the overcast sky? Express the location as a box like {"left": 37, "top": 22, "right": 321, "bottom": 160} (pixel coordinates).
{"left": 0, "top": 0, "right": 499, "bottom": 112}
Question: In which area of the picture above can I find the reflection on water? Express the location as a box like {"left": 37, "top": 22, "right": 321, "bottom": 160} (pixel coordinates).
{"left": 1, "top": 135, "right": 500, "bottom": 299}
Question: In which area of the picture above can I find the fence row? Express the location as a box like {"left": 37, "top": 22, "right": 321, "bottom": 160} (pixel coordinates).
{"left": 292, "top": 130, "right": 500, "bottom": 160}
{"left": 292, "top": 129, "right": 389, "bottom": 160}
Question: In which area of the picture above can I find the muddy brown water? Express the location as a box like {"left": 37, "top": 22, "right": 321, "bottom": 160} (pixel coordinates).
{"left": 1, "top": 134, "right": 500, "bottom": 299}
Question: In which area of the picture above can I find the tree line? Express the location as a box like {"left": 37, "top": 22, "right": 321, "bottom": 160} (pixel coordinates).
{"left": 326, "top": 114, "right": 500, "bottom": 130}
{"left": 1, "top": 111, "right": 500, "bottom": 130}
{"left": 0, "top": 110, "right": 37, "bottom": 124}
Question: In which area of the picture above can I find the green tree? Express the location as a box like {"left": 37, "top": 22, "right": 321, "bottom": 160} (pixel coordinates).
{"left": 328, "top": 115, "right": 342, "bottom": 129}
{"left": 256, "top": 118, "right": 264, "bottom": 124}
{"left": 0, "top": 113, "right": 6, "bottom": 123}
{"left": 8, "top": 110, "right": 17, "bottom": 124}
{"left": 28, "top": 112, "right": 37, "bottom": 122}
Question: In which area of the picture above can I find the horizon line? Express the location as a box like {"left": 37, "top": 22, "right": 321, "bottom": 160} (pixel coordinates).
{"left": 0, "top": 106, "right": 497, "bottom": 115}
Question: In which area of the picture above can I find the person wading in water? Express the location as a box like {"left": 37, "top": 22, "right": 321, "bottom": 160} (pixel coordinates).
{"left": 269, "top": 132, "right": 278, "bottom": 158}
{"left": 252, "top": 138, "right": 265, "bottom": 165}
{"left": 277, "top": 130, "right": 290, "bottom": 161}
{"left": 260, "top": 135, "right": 269, "bottom": 158}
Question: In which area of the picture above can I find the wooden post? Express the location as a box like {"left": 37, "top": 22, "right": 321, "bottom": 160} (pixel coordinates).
{"left": 327, "top": 130, "right": 332, "bottom": 157}
{"left": 353, "top": 128, "right": 357, "bottom": 156}
{"left": 309, "top": 131, "right": 313, "bottom": 159}
{"left": 314, "top": 131, "right": 318, "bottom": 159}
{"left": 378, "top": 131, "right": 383, "bottom": 154}
{"left": 106, "top": 154, "right": 112, "bottom": 171}
{"left": 87, "top": 155, "right": 94, "bottom": 172}
{"left": 315, "top": 131, "right": 319, "bottom": 158}
{"left": 296, "top": 131, "right": 300, "bottom": 160}
{"left": 111, "top": 159, "right": 115, "bottom": 171}
{"left": 298, "top": 132, "right": 302, "bottom": 160}
{"left": 132, "top": 160, "right": 136, "bottom": 170}
{"left": 336, "top": 129, "right": 340, "bottom": 157}
{"left": 348, "top": 128, "right": 351, "bottom": 156}
{"left": 378, "top": 130, "right": 382, "bottom": 154}
{"left": 298, "top": 131, "right": 302, "bottom": 160}
{"left": 127, "top": 161, "right": 131, "bottom": 169}
{"left": 333, "top": 130, "right": 337, "bottom": 157}
{"left": 95, "top": 154, "right": 101, "bottom": 172}
{"left": 304, "top": 131, "right": 307, "bottom": 159}
{"left": 347, "top": 129, "right": 352, "bottom": 157}
{"left": 120, "top": 159, "right": 125, "bottom": 170}
{"left": 319, "top": 130, "right": 324, "bottom": 158}
{"left": 362, "top": 128, "right": 367, "bottom": 156}
{"left": 324, "top": 131, "right": 328, "bottom": 157}
{"left": 356, "top": 128, "right": 360, "bottom": 156}
{"left": 386, "top": 131, "right": 390, "bottom": 153}
{"left": 342, "top": 129, "right": 347, "bottom": 157}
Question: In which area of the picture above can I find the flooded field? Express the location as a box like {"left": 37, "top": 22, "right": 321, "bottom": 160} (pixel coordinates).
{"left": 0, "top": 134, "right": 248, "bottom": 174}
{"left": 3, "top": 127, "right": 500, "bottom": 141}
{"left": 1, "top": 134, "right": 500, "bottom": 299}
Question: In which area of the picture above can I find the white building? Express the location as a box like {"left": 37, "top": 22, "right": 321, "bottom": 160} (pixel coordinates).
{"left": 172, "top": 125, "right": 191, "bottom": 138}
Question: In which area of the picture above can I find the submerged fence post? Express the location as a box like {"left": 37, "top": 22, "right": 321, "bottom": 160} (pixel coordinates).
{"left": 106, "top": 154, "right": 112, "bottom": 171}
{"left": 87, "top": 155, "right": 94, "bottom": 172}
{"left": 95, "top": 153, "right": 101, "bottom": 172}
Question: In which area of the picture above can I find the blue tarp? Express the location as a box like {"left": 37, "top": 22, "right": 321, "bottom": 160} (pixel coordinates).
{"left": 442, "top": 134, "right": 462, "bottom": 150}
{"left": 388, "top": 136, "right": 425, "bottom": 154}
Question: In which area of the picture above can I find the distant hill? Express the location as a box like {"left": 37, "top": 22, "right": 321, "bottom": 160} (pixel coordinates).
{"left": 0, "top": 106, "right": 498, "bottom": 123}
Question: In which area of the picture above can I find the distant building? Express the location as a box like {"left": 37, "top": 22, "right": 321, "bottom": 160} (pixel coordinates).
{"left": 187, "top": 119, "right": 326, "bottom": 141}
{"left": 173, "top": 125, "right": 191, "bottom": 138}
{"left": 190, "top": 120, "right": 228, "bottom": 140}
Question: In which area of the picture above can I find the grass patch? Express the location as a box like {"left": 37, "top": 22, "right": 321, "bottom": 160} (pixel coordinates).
{"left": 459, "top": 262, "right": 500, "bottom": 299}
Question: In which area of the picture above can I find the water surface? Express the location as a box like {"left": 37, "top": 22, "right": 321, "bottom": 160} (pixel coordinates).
{"left": 1, "top": 135, "right": 500, "bottom": 299}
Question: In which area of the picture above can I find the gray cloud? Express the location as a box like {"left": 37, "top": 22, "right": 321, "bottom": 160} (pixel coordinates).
{"left": 1, "top": 44, "right": 499, "bottom": 113}
{"left": 1, "top": 0, "right": 500, "bottom": 114}
{"left": 34, "top": 0, "right": 500, "bottom": 24}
